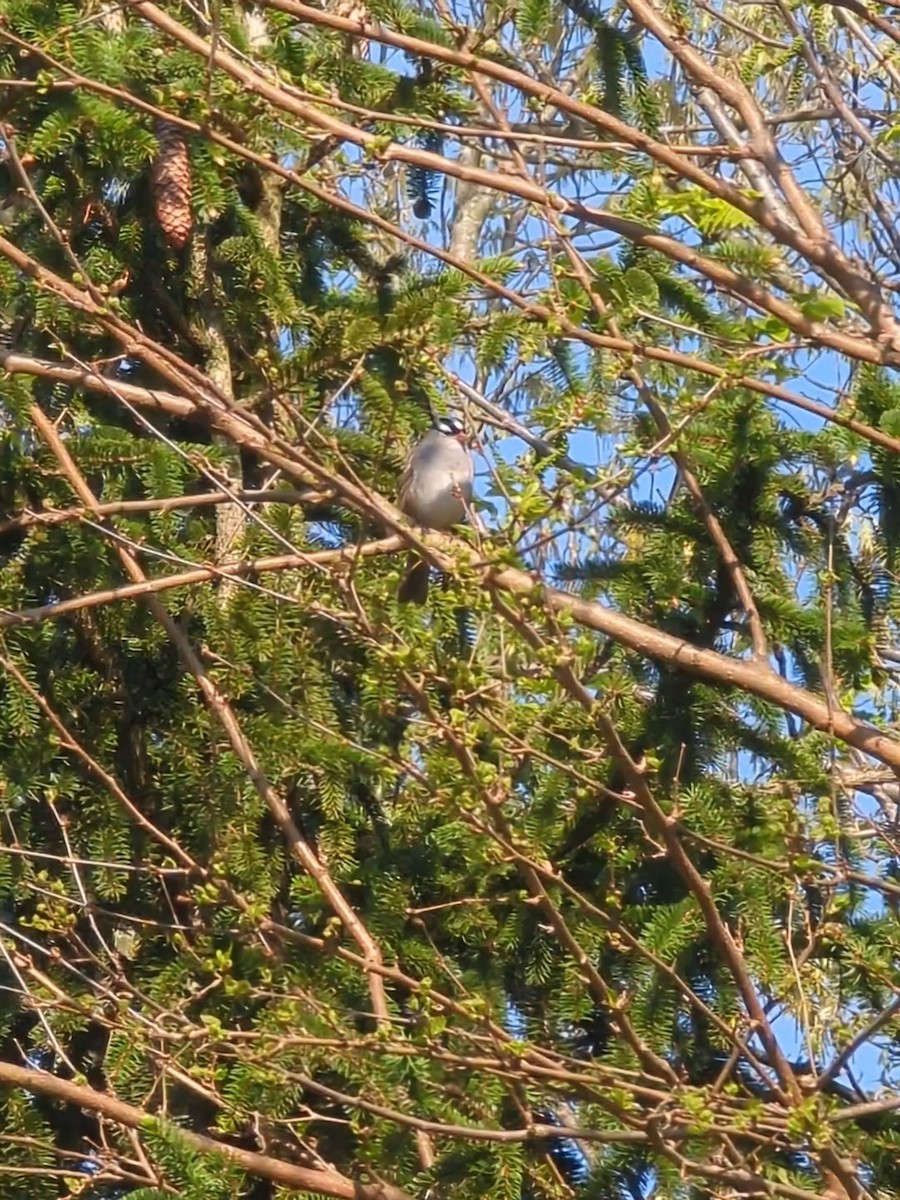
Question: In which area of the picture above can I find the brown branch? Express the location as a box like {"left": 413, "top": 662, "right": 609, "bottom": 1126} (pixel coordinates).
{"left": 0, "top": 540, "right": 401, "bottom": 630}
{"left": 0, "top": 488, "right": 328, "bottom": 539}
{"left": 284, "top": 1068, "right": 787, "bottom": 1159}
{"left": 0, "top": 350, "right": 193, "bottom": 414}
{"left": 826, "top": 0, "right": 900, "bottom": 50}
{"left": 0, "top": 1060, "right": 412, "bottom": 1200}
{"left": 486, "top": 560, "right": 900, "bottom": 771}
{"left": 288, "top": 1072, "right": 656, "bottom": 1145}
{"left": 817, "top": 996, "right": 900, "bottom": 1091}
{"left": 830, "top": 1093, "right": 900, "bottom": 1124}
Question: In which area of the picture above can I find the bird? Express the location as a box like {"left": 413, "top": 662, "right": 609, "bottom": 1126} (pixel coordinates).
{"left": 397, "top": 415, "right": 475, "bottom": 605}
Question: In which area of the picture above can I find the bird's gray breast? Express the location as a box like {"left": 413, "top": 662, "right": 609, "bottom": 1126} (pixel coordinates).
{"left": 401, "top": 437, "right": 473, "bottom": 529}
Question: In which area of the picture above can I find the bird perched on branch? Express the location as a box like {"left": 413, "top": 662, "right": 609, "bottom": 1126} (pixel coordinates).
{"left": 397, "top": 415, "right": 475, "bottom": 605}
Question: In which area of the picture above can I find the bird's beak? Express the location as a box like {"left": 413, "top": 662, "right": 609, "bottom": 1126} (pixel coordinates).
{"left": 462, "top": 432, "right": 481, "bottom": 451}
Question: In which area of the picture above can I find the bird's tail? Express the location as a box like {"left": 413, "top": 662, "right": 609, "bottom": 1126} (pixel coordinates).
{"left": 398, "top": 554, "right": 430, "bottom": 604}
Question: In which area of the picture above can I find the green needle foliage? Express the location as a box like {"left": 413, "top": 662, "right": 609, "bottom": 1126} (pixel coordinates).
{"left": 0, "top": 2, "right": 899, "bottom": 1200}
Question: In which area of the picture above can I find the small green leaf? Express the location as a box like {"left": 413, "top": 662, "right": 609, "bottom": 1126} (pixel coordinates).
{"left": 798, "top": 293, "right": 846, "bottom": 320}
{"left": 760, "top": 315, "right": 792, "bottom": 341}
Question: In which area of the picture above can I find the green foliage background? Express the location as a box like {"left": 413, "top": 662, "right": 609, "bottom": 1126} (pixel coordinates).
{"left": 0, "top": 1, "right": 899, "bottom": 1198}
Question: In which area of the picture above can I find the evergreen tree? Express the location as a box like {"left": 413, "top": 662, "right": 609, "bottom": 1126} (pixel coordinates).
{"left": 0, "top": 2, "right": 900, "bottom": 1199}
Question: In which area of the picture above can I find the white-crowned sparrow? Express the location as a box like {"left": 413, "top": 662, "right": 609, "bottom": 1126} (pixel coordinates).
{"left": 397, "top": 415, "right": 474, "bottom": 604}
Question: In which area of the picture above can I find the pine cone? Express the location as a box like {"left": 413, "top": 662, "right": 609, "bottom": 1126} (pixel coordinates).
{"left": 151, "top": 120, "right": 192, "bottom": 250}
